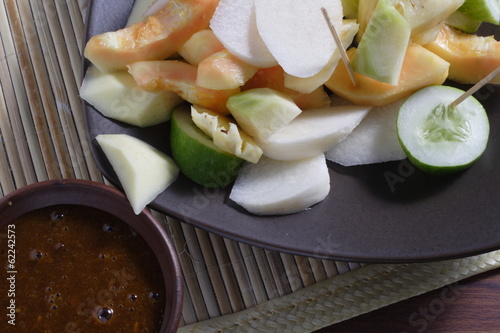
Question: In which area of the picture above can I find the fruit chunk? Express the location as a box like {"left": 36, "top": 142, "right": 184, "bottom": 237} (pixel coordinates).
{"left": 96, "top": 134, "right": 179, "bottom": 214}
{"left": 229, "top": 155, "right": 330, "bottom": 215}
{"left": 424, "top": 24, "right": 500, "bottom": 84}
{"left": 84, "top": 0, "right": 219, "bottom": 72}
{"left": 128, "top": 60, "right": 239, "bottom": 114}
{"left": 255, "top": 0, "right": 343, "bottom": 78}
{"left": 395, "top": 0, "right": 465, "bottom": 36}
{"left": 446, "top": 10, "right": 482, "bottom": 33}
{"left": 210, "top": 0, "right": 278, "bottom": 68}
{"left": 341, "top": 0, "right": 359, "bottom": 19}
{"left": 326, "top": 98, "right": 407, "bottom": 166}
{"left": 458, "top": 0, "right": 500, "bottom": 25}
{"left": 325, "top": 43, "right": 450, "bottom": 106}
{"left": 196, "top": 49, "right": 259, "bottom": 90}
{"left": 126, "top": 0, "right": 156, "bottom": 25}
{"left": 170, "top": 104, "right": 244, "bottom": 188}
{"left": 191, "top": 105, "right": 263, "bottom": 163}
{"left": 227, "top": 88, "right": 302, "bottom": 141}
{"left": 258, "top": 105, "right": 371, "bottom": 161}
{"left": 283, "top": 20, "right": 359, "bottom": 94}
{"left": 243, "top": 66, "right": 331, "bottom": 109}
{"left": 397, "top": 85, "right": 490, "bottom": 174}
{"left": 80, "top": 66, "right": 182, "bottom": 127}
{"left": 178, "top": 29, "right": 225, "bottom": 65}
{"left": 352, "top": 0, "right": 411, "bottom": 85}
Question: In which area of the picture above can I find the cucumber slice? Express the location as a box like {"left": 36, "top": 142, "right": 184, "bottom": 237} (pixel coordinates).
{"left": 397, "top": 86, "right": 490, "bottom": 174}
{"left": 170, "top": 104, "right": 244, "bottom": 188}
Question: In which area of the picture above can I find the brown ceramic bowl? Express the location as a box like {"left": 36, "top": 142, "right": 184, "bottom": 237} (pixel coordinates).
{"left": 0, "top": 178, "right": 183, "bottom": 332}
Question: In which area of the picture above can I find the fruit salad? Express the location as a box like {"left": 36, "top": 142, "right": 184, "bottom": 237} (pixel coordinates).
{"left": 81, "top": 0, "right": 499, "bottom": 215}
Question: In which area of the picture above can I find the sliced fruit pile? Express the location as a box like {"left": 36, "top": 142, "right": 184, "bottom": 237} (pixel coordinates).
{"left": 81, "top": 0, "right": 499, "bottom": 215}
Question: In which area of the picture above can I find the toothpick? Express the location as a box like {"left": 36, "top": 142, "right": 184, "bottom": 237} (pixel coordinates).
{"left": 321, "top": 7, "right": 358, "bottom": 87}
{"left": 450, "top": 66, "right": 500, "bottom": 108}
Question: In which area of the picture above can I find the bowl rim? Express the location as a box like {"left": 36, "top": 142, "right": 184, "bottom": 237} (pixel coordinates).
{"left": 0, "top": 178, "right": 183, "bottom": 332}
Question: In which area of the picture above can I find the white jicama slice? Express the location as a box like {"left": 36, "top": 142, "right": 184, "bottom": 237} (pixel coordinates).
{"left": 96, "top": 134, "right": 179, "bottom": 214}
{"left": 326, "top": 98, "right": 407, "bottom": 166}
{"left": 258, "top": 105, "right": 371, "bottom": 161}
{"left": 283, "top": 20, "right": 359, "bottom": 94}
{"left": 255, "top": 0, "right": 343, "bottom": 78}
{"left": 209, "top": 0, "right": 278, "bottom": 68}
{"left": 229, "top": 155, "right": 330, "bottom": 215}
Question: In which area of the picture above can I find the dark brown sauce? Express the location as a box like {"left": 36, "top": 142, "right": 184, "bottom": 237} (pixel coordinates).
{"left": 0, "top": 204, "right": 166, "bottom": 332}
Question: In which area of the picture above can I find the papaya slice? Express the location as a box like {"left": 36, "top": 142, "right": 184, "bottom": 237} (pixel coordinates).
{"left": 128, "top": 60, "right": 239, "bottom": 114}
{"left": 325, "top": 43, "right": 450, "bottom": 106}
{"left": 424, "top": 24, "right": 500, "bottom": 84}
{"left": 196, "top": 49, "right": 259, "bottom": 90}
{"left": 84, "top": 0, "right": 220, "bottom": 72}
{"left": 178, "top": 29, "right": 225, "bottom": 65}
{"left": 243, "top": 66, "right": 330, "bottom": 110}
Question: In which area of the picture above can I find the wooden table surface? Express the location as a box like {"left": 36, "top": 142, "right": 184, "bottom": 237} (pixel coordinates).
{"left": 315, "top": 268, "right": 500, "bottom": 333}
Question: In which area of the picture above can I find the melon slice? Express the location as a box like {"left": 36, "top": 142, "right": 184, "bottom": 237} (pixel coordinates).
{"left": 254, "top": 0, "right": 343, "bottom": 78}
{"left": 196, "top": 49, "right": 259, "bottom": 90}
{"left": 84, "top": 0, "right": 219, "bottom": 72}
{"left": 128, "top": 60, "right": 240, "bottom": 114}
{"left": 178, "top": 29, "right": 225, "bottom": 66}
{"left": 210, "top": 0, "right": 278, "bottom": 68}
{"left": 424, "top": 24, "right": 500, "bottom": 84}
{"left": 229, "top": 155, "right": 330, "bottom": 215}
{"left": 325, "top": 43, "right": 450, "bottom": 106}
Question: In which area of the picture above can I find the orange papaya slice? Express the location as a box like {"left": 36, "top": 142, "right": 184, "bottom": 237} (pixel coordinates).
{"left": 128, "top": 60, "right": 239, "bottom": 114}
{"left": 325, "top": 43, "right": 450, "bottom": 106}
{"left": 197, "top": 49, "right": 259, "bottom": 90}
{"left": 84, "top": 0, "right": 220, "bottom": 72}
{"left": 424, "top": 24, "right": 500, "bottom": 84}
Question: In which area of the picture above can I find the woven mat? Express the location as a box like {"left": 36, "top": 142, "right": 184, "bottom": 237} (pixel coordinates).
{"left": 1, "top": 1, "right": 499, "bottom": 331}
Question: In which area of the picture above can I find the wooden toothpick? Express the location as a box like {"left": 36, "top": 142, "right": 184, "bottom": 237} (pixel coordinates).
{"left": 321, "top": 7, "right": 358, "bottom": 87}
{"left": 450, "top": 66, "right": 500, "bottom": 108}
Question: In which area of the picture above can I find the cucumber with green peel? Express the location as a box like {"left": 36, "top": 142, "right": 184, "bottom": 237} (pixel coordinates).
{"left": 397, "top": 86, "right": 490, "bottom": 174}
{"left": 446, "top": 10, "right": 482, "bottom": 33}
{"left": 352, "top": 0, "right": 411, "bottom": 85}
{"left": 458, "top": 0, "right": 500, "bottom": 25}
{"left": 170, "top": 104, "right": 244, "bottom": 188}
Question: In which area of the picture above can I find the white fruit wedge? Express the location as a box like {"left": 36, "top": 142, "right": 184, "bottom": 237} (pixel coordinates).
{"left": 255, "top": 0, "right": 343, "bottom": 78}
{"left": 258, "top": 105, "right": 371, "bottom": 161}
{"left": 326, "top": 98, "right": 407, "bottom": 166}
{"left": 80, "top": 66, "right": 183, "bottom": 127}
{"left": 209, "top": 0, "right": 278, "bottom": 68}
{"left": 96, "top": 134, "right": 179, "bottom": 214}
{"left": 191, "top": 105, "right": 263, "bottom": 163}
{"left": 283, "top": 20, "right": 359, "bottom": 94}
{"left": 229, "top": 155, "right": 330, "bottom": 215}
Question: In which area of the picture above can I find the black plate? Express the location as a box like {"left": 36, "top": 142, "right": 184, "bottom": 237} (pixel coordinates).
{"left": 83, "top": 0, "right": 500, "bottom": 263}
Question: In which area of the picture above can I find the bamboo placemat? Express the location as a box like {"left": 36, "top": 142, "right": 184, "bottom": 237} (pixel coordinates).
{"left": 1, "top": 0, "right": 499, "bottom": 331}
